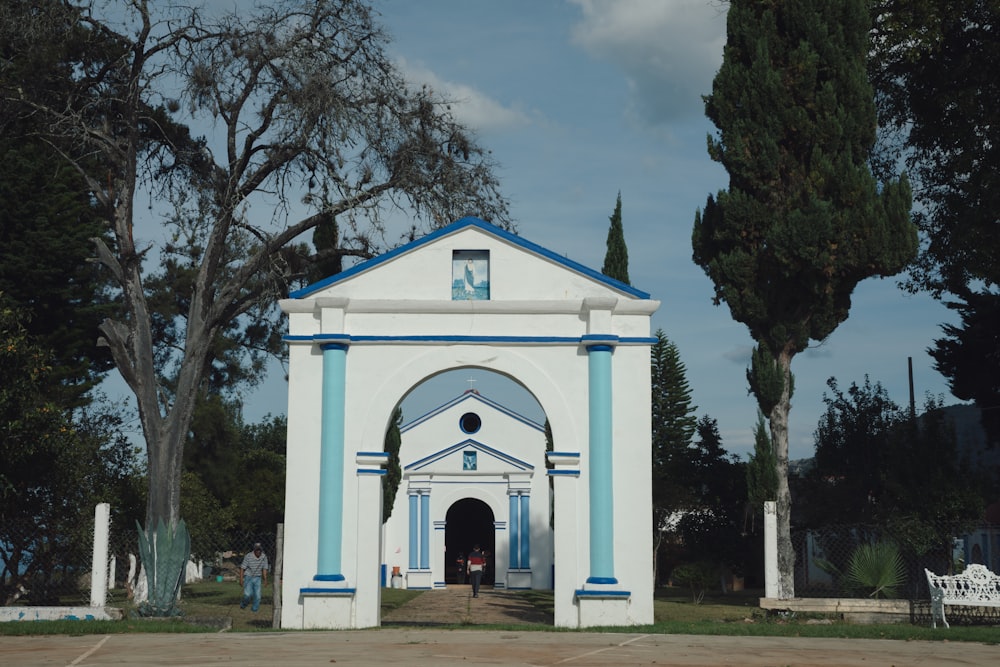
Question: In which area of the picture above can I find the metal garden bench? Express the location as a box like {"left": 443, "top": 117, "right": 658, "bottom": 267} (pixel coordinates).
{"left": 924, "top": 564, "right": 1000, "bottom": 628}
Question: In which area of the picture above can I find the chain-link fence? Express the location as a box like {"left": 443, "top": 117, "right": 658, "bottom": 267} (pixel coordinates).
{"left": 2, "top": 505, "right": 278, "bottom": 608}
{"left": 791, "top": 520, "right": 1000, "bottom": 603}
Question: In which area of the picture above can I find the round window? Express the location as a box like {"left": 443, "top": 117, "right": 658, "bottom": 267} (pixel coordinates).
{"left": 459, "top": 412, "right": 481, "bottom": 434}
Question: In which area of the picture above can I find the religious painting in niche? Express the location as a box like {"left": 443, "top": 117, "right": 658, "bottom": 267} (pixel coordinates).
{"left": 463, "top": 450, "right": 478, "bottom": 471}
{"left": 452, "top": 250, "right": 490, "bottom": 300}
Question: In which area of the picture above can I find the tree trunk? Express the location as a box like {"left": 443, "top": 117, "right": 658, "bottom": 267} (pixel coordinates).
{"left": 769, "top": 349, "right": 795, "bottom": 599}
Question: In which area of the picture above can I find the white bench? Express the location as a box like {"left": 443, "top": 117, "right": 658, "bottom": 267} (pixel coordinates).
{"left": 924, "top": 564, "right": 1000, "bottom": 628}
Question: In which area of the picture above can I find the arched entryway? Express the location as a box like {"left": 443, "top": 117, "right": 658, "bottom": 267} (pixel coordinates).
{"left": 445, "top": 498, "right": 495, "bottom": 585}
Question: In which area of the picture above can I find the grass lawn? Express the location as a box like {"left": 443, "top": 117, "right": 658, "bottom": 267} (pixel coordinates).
{"left": 1, "top": 581, "right": 997, "bottom": 644}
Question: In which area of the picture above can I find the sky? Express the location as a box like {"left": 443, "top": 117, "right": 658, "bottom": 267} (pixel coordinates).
{"left": 109, "top": 0, "right": 964, "bottom": 462}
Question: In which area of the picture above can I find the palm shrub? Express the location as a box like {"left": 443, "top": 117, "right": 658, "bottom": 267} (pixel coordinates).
{"left": 845, "top": 541, "right": 905, "bottom": 599}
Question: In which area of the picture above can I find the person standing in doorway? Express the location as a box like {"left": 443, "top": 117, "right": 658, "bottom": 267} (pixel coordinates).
{"left": 467, "top": 544, "right": 486, "bottom": 598}
{"left": 239, "top": 542, "right": 269, "bottom": 612}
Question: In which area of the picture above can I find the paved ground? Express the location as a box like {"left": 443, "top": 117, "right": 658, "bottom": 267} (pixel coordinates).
{"left": 382, "top": 584, "right": 551, "bottom": 626}
{"left": 2, "top": 587, "right": 999, "bottom": 666}
{"left": 4, "top": 627, "right": 1000, "bottom": 666}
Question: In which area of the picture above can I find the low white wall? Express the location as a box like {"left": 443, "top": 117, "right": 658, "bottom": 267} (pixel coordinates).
{"left": 0, "top": 607, "right": 123, "bottom": 622}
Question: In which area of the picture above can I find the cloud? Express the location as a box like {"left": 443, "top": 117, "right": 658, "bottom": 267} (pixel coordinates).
{"left": 723, "top": 345, "right": 753, "bottom": 365}
{"left": 394, "top": 57, "right": 532, "bottom": 133}
{"left": 569, "top": 0, "right": 727, "bottom": 124}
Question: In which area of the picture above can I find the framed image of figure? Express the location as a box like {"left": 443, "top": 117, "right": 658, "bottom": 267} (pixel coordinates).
{"left": 452, "top": 250, "right": 489, "bottom": 300}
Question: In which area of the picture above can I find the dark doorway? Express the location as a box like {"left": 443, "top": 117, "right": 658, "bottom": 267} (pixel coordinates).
{"left": 445, "top": 498, "right": 495, "bottom": 585}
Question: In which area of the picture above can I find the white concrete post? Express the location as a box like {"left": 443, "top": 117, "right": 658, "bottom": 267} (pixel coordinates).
{"left": 90, "top": 502, "right": 111, "bottom": 607}
{"left": 763, "top": 501, "right": 778, "bottom": 599}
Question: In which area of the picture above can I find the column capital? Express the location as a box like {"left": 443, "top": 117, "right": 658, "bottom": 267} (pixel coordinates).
{"left": 581, "top": 334, "right": 618, "bottom": 351}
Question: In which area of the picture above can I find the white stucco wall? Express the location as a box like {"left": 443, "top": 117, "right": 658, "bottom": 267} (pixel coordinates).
{"left": 279, "top": 218, "right": 658, "bottom": 628}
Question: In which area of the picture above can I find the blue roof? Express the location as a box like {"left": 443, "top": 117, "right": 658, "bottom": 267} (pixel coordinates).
{"left": 288, "top": 216, "right": 651, "bottom": 300}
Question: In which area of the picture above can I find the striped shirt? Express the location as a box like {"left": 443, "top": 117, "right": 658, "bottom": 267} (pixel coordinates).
{"left": 241, "top": 550, "right": 269, "bottom": 578}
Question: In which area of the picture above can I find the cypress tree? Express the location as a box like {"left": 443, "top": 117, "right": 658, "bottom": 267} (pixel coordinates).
{"left": 601, "top": 191, "right": 630, "bottom": 285}
{"left": 692, "top": 0, "right": 916, "bottom": 598}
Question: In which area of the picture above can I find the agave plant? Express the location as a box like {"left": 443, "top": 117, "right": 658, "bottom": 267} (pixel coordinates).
{"left": 135, "top": 519, "right": 191, "bottom": 616}
{"left": 845, "top": 541, "right": 905, "bottom": 599}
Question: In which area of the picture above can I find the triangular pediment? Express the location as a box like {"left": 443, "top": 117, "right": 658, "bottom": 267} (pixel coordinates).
{"left": 403, "top": 438, "right": 534, "bottom": 473}
{"left": 289, "top": 217, "right": 650, "bottom": 302}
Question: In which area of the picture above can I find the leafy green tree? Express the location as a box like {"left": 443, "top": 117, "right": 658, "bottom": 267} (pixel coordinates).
{"left": 869, "top": 2, "right": 1000, "bottom": 449}
{"left": 180, "top": 472, "right": 235, "bottom": 562}
{"left": 183, "top": 393, "right": 244, "bottom": 504}
{"left": 231, "top": 414, "right": 287, "bottom": 535}
{"left": 870, "top": 0, "right": 1000, "bottom": 296}
{"left": 676, "top": 417, "right": 748, "bottom": 576}
{"left": 812, "top": 377, "right": 900, "bottom": 523}
{"left": 880, "top": 397, "right": 987, "bottom": 561}
{"left": 930, "top": 291, "right": 1000, "bottom": 447}
{"left": 0, "top": 297, "right": 142, "bottom": 603}
{"left": 601, "top": 191, "right": 630, "bottom": 285}
{"left": 2, "top": 1, "right": 509, "bottom": 610}
{"left": 692, "top": 0, "right": 916, "bottom": 597}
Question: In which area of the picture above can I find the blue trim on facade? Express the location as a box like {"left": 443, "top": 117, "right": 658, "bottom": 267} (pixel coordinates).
{"left": 356, "top": 451, "right": 390, "bottom": 458}
{"left": 313, "top": 573, "right": 347, "bottom": 582}
{"left": 546, "top": 470, "right": 580, "bottom": 477}
{"left": 520, "top": 495, "right": 530, "bottom": 569}
{"left": 509, "top": 494, "right": 519, "bottom": 570}
{"left": 404, "top": 438, "right": 534, "bottom": 472}
{"left": 289, "top": 217, "right": 651, "bottom": 300}
{"left": 575, "top": 589, "right": 630, "bottom": 598}
{"left": 419, "top": 493, "right": 430, "bottom": 570}
{"left": 408, "top": 494, "right": 419, "bottom": 570}
{"left": 402, "top": 390, "right": 545, "bottom": 433}
{"left": 286, "top": 333, "right": 659, "bottom": 346}
{"left": 356, "top": 469, "right": 387, "bottom": 475}
{"left": 300, "top": 587, "right": 356, "bottom": 596}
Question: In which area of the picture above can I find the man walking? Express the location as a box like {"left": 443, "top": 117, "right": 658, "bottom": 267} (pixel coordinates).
{"left": 466, "top": 544, "right": 486, "bottom": 598}
{"left": 239, "top": 542, "right": 269, "bottom": 612}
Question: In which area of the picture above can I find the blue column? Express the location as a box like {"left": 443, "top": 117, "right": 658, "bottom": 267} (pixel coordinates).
{"left": 408, "top": 493, "right": 419, "bottom": 570}
{"left": 519, "top": 494, "right": 531, "bottom": 569}
{"left": 509, "top": 493, "right": 520, "bottom": 569}
{"left": 419, "top": 492, "right": 430, "bottom": 570}
{"left": 587, "top": 344, "right": 616, "bottom": 584}
{"left": 315, "top": 343, "right": 347, "bottom": 582}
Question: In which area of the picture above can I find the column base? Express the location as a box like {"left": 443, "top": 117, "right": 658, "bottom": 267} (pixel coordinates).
{"left": 406, "top": 569, "right": 433, "bottom": 590}
{"left": 300, "top": 580, "right": 357, "bottom": 629}
{"left": 506, "top": 569, "right": 532, "bottom": 590}
{"left": 575, "top": 585, "right": 632, "bottom": 628}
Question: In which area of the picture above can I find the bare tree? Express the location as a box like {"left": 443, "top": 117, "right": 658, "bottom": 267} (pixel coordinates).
{"left": 4, "top": 0, "right": 509, "bottom": 549}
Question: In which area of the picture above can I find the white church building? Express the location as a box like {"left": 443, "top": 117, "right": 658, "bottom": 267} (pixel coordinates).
{"left": 278, "top": 217, "right": 659, "bottom": 629}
